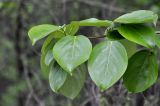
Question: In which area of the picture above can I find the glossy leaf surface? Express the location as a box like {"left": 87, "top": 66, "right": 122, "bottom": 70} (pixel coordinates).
{"left": 119, "top": 39, "right": 137, "bottom": 57}
{"left": 45, "top": 50, "right": 54, "bottom": 66}
{"left": 77, "top": 18, "right": 112, "bottom": 27}
{"left": 107, "top": 30, "right": 124, "bottom": 40}
{"left": 123, "top": 50, "right": 158, "bottom": 93}
{"left": 59, "top": 64, "right": 87, "bottom": 99}
{"left": 118, "top": 24, "right": 156, "bottom": 48}
{"left": 64, "top": 23, "right": 79, "bottom": 36}
{"left": 28, "top": 24, "right": 60, "bottom": 45}
{"left": 49, "top": 63, "right": 67, "bottom": 92}
{"left": 114, "top": 10, "right": 158, "bottom": 24}
{"left": 88, "top": 40, "right": 128, "bottom": 90}
{"left": 155, "top": 35, "right": 160, "bottom": 48}
{"left": 40, "top": 35, "right": 57, "bottom": 78}
{"left": 53, "top": 35, "right": 92, "bottom": 73}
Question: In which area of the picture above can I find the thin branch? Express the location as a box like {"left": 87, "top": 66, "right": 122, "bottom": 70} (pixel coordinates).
{"left": 61, "top": 0, "right": 125, "bottom": 13}
{"left": 25, "top": 92, "right": 33, "bottom": 106}
{"left": 80, "top": 96, "right": 95, "bottom": 106}
{"left": 22, "top": 55, "right": 45, "bottom": 106}
{"left": 77, "top": 0, "right": 125, "bottom": 13}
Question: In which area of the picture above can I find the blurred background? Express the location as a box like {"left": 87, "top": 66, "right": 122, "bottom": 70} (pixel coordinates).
{"left": 0, "top": 0, "right": 160, "bottom": 106}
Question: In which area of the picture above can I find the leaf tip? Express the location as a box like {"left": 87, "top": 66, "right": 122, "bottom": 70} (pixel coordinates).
{"left": 32, "top": 40, "right": 36, "bottom": 46}
{"left": 100, "top": 88, "right": 105, "bottom": 92}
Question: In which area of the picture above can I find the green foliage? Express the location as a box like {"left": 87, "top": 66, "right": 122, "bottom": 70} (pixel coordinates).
{"left": 58, "top": 64, "right": 87, "bottom": 99}
{"left": 49, "top": 63, "right": 67, "bottom": 92}
{"left": 40, "top": 53, "right": 50, "bottom": 78}
{"left": 107, "top": 30, "right": 124, "bottom": 40}
{"left": 28, "top": 10, "right": 160, "bottom": 99}
{"left": 0, "top": 2, "right": 17, "bottom": 9}
{"left": 76, "top": 18, "right": 112, "bottom": 26}
{"left": 155, "top": 35, "right": 160, "bottom": 48}
{"left": 123, "top": 50, "right": 158, "bottom": 93}
{"left": 64, "top": 23, "right": 79, "bottom": 36}
{"left": 114, "top": 10, "right": 158, "bottom": 25}
{"left": 53, "top": 35, "right": 92, "bottom": 74}
{"left": 28, "top": 24, "right": 61, "bottom": 45}
{"left": 118, "top": 24, "right": 156, "bottom": 48}
{"left": 88, "top": 40, "right": 128, "bottom": 90}
{"left": 119, "top": 39, "right": 137, "bottom": 57}
{"left": 40, "top": 35, "right": 57, "bottom": 78}
{"left": 45, "top": 50, "right": 53, "bottom": 66}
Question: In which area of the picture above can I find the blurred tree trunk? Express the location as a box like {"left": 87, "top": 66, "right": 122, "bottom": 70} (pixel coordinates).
{"left": 14, "top": 0, "right": 25, "bottom": 77}
{"left": 14, "top": 0, "right": 26, "bottom": 106}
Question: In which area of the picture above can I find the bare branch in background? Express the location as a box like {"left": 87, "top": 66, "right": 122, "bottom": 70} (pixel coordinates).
{"left": 77, "top": 0, "right": 125, "bottom": 13}
{"left": 22, "top": 55, "right": 45, "bottom": 106}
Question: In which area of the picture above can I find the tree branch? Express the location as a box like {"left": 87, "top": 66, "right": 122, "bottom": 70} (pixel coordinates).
{"left": 77, "top": 0, "right": 125, "bottom": 13}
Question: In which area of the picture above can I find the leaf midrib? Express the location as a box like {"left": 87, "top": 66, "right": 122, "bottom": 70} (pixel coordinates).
{"left": 71, "top": 36, "right": 77, "bottom": 64}
{"left": 104, "top": 42, "right": 113, "bottom": 76}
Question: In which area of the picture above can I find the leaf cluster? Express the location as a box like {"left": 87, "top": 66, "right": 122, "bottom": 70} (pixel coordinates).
{"left": 28, "top": 10, "right": 160, "bottom": 99}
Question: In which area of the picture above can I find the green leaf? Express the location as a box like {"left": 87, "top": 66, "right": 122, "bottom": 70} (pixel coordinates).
{"left": 40, "top": 35, "right": 57, "bottom": 78}
{"left": 40, "top": 52, "right": 54, "bottom": 79}
{"left": 107, "top": 30, "right": 124, "bottom": 40}
{"left": 49, "top": 30, "right": 65, "bottom": 39}
{"left": 76, "top": 18, "right": 112, "bottom": 27}
{"left": 41, "top": 50, "right": 55, "bottom": 79}
{"left": 53, "top": 35, "right": 92, "bottom": 73}
{"left": 118, "top": 24, "right": 156, "bottom": 48}
{"left": 41, "top": 34, "right": 57, "bottom": 54}
{"left": 155, "top": 35, "right": 160, "bottom": 48}
{"left": 58, "top": 64, "right": 87, "bottom": 99}
{"left": 114, "top": 10, "right": 158, "bottom": 24}
{"left": 123, "top": 50, "right": 158, "bottom": 93}
{"left": 49, "top": 63, "right": 67, "bottom": 92}
{"left": 41, "top": 52, "right": 55, "bottom": 79}
{"left": 64, "top": 23, "right": 79, "bottom": 36}
{"left": 88, "top": 40, "right": 128, "bottom": 90}
{"left": 119, "top": 39, "right": 137, "bottom": 58}
{"left": 40, "top": 53, "right": 50, "bottom": 79}
{"left": 28, "top": 24, "right": 60, "bottom": 45}
{"left": 45, "top": 50, "right": 54, "bottom": 66}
